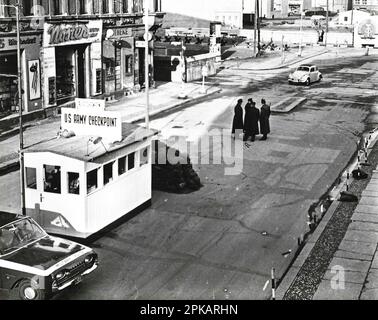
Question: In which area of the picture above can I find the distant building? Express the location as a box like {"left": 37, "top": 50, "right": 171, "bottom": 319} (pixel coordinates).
{"left": 161, "top": 0, "right": 243, "bottom": 28}
{"left": 332, "top": 9, "right": 371, "bottom": 25}
{"left": 353, "top": 0, "right": 378, "bottom": 13}
{"left": 304, "top": 0, "right": 352, "bottom": 12}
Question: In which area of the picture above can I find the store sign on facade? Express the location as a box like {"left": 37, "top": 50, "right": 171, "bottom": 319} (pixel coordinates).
{"left": 61, "top": 108, "right": 122, "bottom": 142}
{"left": 0, "top": 35, "right": 41, "bottom": 51}
{"left": 44, "top": 21, "right": 103, "bottom": 47}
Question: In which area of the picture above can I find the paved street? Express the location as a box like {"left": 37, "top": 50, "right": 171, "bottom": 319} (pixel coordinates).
{"left": 0, "top": 47, "right": 377, "bottom": 300}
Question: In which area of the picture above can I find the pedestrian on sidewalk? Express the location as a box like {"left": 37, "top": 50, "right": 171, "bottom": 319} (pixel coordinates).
{"left": 243, "top": 99, "right": 260, "bottom": 142}
{"left": 232, "top": 99, "right": 244, "bottom": 139}
{"left": 259, "top": 99, "right": 271, "bottom": 141}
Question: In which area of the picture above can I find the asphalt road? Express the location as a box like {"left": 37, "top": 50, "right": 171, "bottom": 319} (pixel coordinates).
{"left": 1, "top": 49, "right": 377, "bottom": 300}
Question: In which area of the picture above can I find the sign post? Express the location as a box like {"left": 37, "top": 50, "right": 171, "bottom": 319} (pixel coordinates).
{"left": 201, "top": 65, "right": 208, "bottom": 94}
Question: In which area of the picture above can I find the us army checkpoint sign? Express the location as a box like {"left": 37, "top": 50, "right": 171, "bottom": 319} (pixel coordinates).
{"left": 61, "top": 108, "right": 122, "bottom": 142}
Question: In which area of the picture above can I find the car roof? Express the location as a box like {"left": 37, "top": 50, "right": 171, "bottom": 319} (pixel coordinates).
{"left": 299, "top": 65, "right": 315, "bottom": 68}
{"left": 0, "top": 211, "right": 22, "bottom": 228}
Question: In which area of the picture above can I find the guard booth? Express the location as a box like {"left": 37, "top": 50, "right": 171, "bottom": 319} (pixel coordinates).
{"left": 23, "top": 99, "right": 158, "bottom": 238}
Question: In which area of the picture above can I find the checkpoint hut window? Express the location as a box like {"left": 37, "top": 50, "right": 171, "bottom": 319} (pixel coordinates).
{"left": 44, "top": 165, "right": 61, "bottom": 194}
{"left": 87, "top": 169, "right": 98, "bottom": 194}
{"left": 68, "top": 172, "right": 80, "bottom": 195}
{"left": 118, "top": 156, "right": 127, "bottom": 176}
{"left": 26, "top": 167, "right": 37, "bottom": 190}
{"left": 103, "top": 162, "right": 114, "bottom": 185}
{"left": 128, "top": 152, "right": 135, "bottom": 170}
{"left": 140, "top": 147, "right": 149, "bottom": 166}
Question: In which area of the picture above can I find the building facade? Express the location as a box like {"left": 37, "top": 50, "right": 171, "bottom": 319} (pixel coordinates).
{"left": 161, "top": 0, "right": 243, "bottom": 28}
{"left": 353, "top": 0, "right": 378, "bottom": 12}
{"left": 0, "top": 0, "right": 164, "bottom": 113}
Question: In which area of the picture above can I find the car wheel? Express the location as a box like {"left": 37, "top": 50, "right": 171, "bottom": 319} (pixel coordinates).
{"left": 16, "top": 280, "right": 45, "bottom": 300}
{"left": 319, "top": 75, "right": 323, "bottom": 82}
{"left": 305, "top": 78, "right": 310, "bottom": 86}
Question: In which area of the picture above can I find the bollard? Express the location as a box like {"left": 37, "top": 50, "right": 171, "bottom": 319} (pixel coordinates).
{"left": 365, "top": 150, "right": 368, "bottom": 164}
{"left": 346, "top": 172, "right": 350, "bottom": 191}
{"left": 271, "top": 268, "right": 276, "bottom": 300}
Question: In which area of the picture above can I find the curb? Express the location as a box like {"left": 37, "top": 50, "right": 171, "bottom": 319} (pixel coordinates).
{"left": 231, "top": 50, "right": 329, "bottom": 71}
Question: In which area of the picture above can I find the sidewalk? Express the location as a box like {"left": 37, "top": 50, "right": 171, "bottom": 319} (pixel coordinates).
{"left": 222, "top": 44, "right": 329, "bottom": 71}
{"left": 277, "top": 136, "right": 378, "bottom": 300}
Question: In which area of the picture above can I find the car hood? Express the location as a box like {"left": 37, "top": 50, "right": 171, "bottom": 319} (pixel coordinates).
{"left": 291, "top": 71, "right": 309, "bottom": 78}
{"left": 2, "top": 235, "right": 86, "bottom": 271}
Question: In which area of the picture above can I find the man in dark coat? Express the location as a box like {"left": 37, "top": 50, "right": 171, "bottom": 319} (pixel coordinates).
{"left": 232, "top": 99, "right": 244, "bottom": 138}
{"left": 244, "top": 99, "right": 260, "bottom": 142}
{"left": 259, "top": 98, "right": 271, "bottom": 141}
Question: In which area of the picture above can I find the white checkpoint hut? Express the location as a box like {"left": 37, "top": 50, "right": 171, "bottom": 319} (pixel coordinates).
{"left": 23, "top": 99, "right": 158, "bottom": 238}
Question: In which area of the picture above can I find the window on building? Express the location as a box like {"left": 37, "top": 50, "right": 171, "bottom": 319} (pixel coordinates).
{"left": 87, "top": 169, "right": 98, "bottom": 194}
{"left": 118, "top": 156, "right": 127, "bottom": 175}
{"left": 103, "top": 162, "right": 114, "bottom": 185}
{"left": 68, "top": 0, "right": 77, "bottom": 14}
{"left": 114, "top": 0, "right": 120, "bottom": 13}
{"left": 52, "top": 0, "right": 63, "bottom": 14}
{"left": 133, "top": 0, "right": 142, "bottom": 13}
{"left": 44, "top": 165, "right": 61, "bottom": 194}
{"left": 128, "top": 152, "right": 135, "bottom": 170}
{"left": 140, "top": 147, "right": 149, "bottom": 166}
{"left": 362, "top": 0, "right": 367, "bottom": 4}
{"left": 102, "top": 0, "right": 109, "bottom": 13}
{"left": 68, "top": 172, "right": 80, "bottom": 195}
{"left": 122, "top": 0, "right": 128, "bottom": 12}
{"left": 93, "top": 0, "right": 100, "bottom": 13}
{"left": 344, "top": 16, "right": 348, "bottom": 22}
{"left": 26, "top": 167, "right": 37, "bottom": 190}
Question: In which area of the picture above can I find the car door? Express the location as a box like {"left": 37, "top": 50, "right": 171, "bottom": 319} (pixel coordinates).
{"left": 310, "top": 67, "right": 317, "bottom": 82}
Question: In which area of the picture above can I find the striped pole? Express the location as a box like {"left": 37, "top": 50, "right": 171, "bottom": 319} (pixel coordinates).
{"left": 271, "top": 268, "right": 276, "bottom": 300}
{"left": 365, "top": 150, "right": 368, "bottom": 164}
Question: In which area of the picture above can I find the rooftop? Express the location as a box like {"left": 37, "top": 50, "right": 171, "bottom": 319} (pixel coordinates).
{"left": 25, "top": 122, "right": 159, "bottom": 164}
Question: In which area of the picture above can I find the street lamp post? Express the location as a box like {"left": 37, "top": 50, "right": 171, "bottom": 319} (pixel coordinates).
{"left": 144, "top": 0, "right": 150, "bottom": 129}
{"left": 1, "top": 0, "right": 25, "bottom": 215}
{"left": 325, "top": 0, "right": 329, "bottom": 47}
{"left": 298, "top": 12, "right": 304, "bottom": 56}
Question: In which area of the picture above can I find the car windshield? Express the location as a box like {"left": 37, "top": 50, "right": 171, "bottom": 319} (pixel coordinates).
{"left": 0, "top": 218, "right": 46, "bottom": 256}
{"left": 297, "top": 66, "right": 310, "bottom": 72}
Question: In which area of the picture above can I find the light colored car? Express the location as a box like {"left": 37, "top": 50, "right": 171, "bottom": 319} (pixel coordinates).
{"left": 288, "top": 65, "right": 323, "bottom": 85}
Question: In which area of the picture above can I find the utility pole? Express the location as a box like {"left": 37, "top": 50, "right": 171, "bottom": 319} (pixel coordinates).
{"left": 253, "top": 0, "right": 257, "bottom": 56}
{"left": 144, "top": 0, "right": 150, "bottom": 129}
{"left": 257, "top": 0, "right": 260, "bottom": 53}
{"left": 351, "top": 1, "right": 355, "bottom": 47}
{"left": 325, "top": 0, "right": 329, "bottom": 47}
{"left": 16, "top": 0, "right": 25, "bottom": 215}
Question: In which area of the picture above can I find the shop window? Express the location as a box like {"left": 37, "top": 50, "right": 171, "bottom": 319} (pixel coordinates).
{"left": 133, "top": 0, "right": 142, "bottom": 13}
{"left": 128, "top": 152, "right": 135, "bottom": 170}
{"left": 125, "top": 55, "right": 133, "bottom": 75}
{"left": 44, "top": 165, "right": 61, "bottom": 194}
{"left": 68, "top": 172, "right": 80, "bottom": 195}
{"left": 26, "top": 167, "right": 37, "bottom": 190}
{"left": 114, "top": 0, "right": 120, "bottom": 13}
{"left": 103, "top": 162, "right": 114, "bottom": 185}
{"left": 0, "top": 0, "right": 15, "bottom": 17}
{"left": 140, "top": 147, "right": 149, "bottom": 166}
{"left": 118, "top": 156, "right": 127, "bottom": 176}
{"left": 87, "top": 169, "right": 98, "bottom": 194}
{"left": 93, "top": 0, "right": 100, "bottom": 13}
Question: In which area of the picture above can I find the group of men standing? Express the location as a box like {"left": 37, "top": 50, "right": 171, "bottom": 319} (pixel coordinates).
{"left": 232, "top": 98, "right": 271, "bottom": 142}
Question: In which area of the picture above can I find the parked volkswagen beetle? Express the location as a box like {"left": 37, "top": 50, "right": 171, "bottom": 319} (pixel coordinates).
{"left": 0, "top": 211, "right": 98, "bottom": 300}
{"left": 288, "top": 65, "right": 323, "bottom": 85}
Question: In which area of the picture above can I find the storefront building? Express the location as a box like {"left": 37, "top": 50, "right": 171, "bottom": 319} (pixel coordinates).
{"left": 0, "top": 28, "right": 43, "bottom": 114}
{"left": 42, "top": 20, "right": 103, "bottom": 107}
{"left": 1, "top": 0, "right": 165, "bottom": 113}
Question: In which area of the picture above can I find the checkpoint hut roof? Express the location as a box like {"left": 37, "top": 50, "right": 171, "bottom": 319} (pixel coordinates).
{"left": 25, "top": 122, "right": 159, "bottom": 164}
